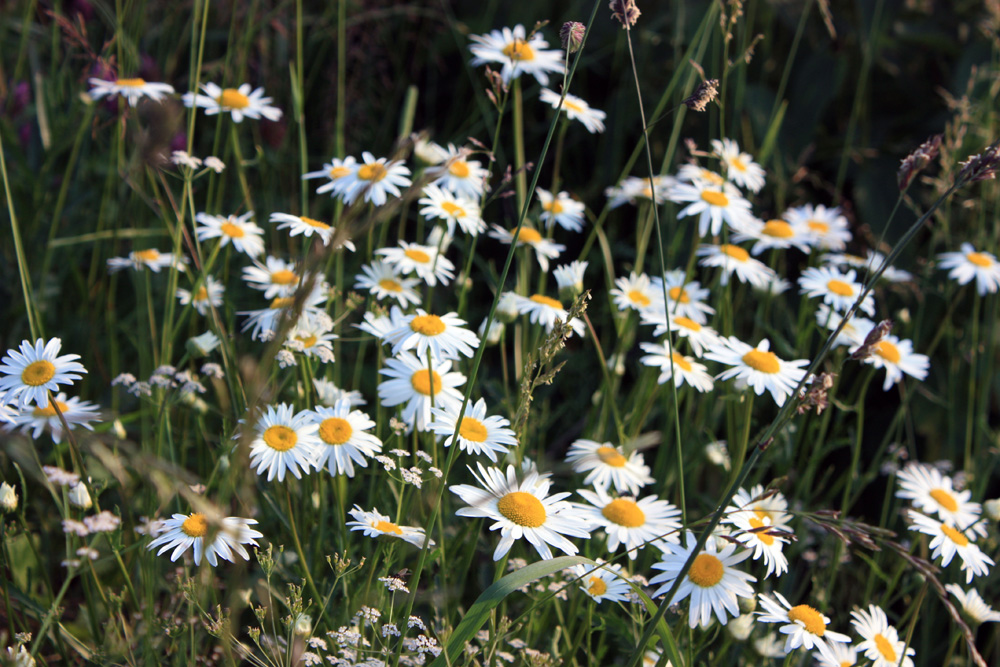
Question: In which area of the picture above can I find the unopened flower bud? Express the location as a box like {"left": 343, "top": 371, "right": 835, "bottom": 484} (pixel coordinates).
{"left": 68, "top": 483, "right": 93, "bottom": 510}
{"left": 479, "top": 318, "right": 504, "bottom": 346}
{"left": 728, "top": 613, "right": 754, "bottom": 640}
{"left": 187, "top": 331, "right": 221, "bottom": 357}
{"left": 294, "top": 614, "right": 313, "bottom": 636}
{"left": 496, "top": 292, "right": 520, "bottom": 324}
{"left": 560, "top": 22, "right": 586, "bottom": 53}
{"left": 985, "top": 498, "right": 1000, "bottom": 522}
{"left": 0, "top": 482, "right": 18, "bottom": 513}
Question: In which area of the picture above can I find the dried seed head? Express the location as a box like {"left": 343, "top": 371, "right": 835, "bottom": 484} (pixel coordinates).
{"left": 609, "top": 0, "right": 641, "bottom": 29}
{"left": 898, "top": 134, "right": 942, "bottom": 189}
{"left": 851, "top": 319, "right": 894, "bottom": 361}
{"left": 797, "top": 372, "right": 837, "bottom": 415}
{"left": 959, "top": 141, "right": 1000, "bottom": 184}
{"left": 560, "top": 21, "right": 586, "bottom": 53}
{"left": 684, "top": 79, "right": 720, "bottom": 112}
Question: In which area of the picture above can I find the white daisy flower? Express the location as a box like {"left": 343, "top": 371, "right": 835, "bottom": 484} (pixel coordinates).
{"left": 639, "top": 310, "right": 721, "bottom": 357}
{"left": 310, "top": 399, "right": 382, "bottom": 477}
{"left": 711, "top": 138, "right": 766, "bottom": 193}
{"left": 418, "top": 184, "right": 485, "bottom": 236}
{"left": 176, "top": 275, "right": 224, "bottom": 316}
{"left": 815, "top": 304, "right": 874, "bottom": 348}
{"left": 536, "top": 188, "right": 586, "bottom": 232}
{"left": 146, "top": 512, "right": 263, "bottom": 566}
{"left": 376, "top": 241, "right": 455, "bottom": 286}
{"left": 668, "top": 181, "right": 756, "bottom": 237}
{"left": 270, "top": 212, "right": 354, "bottom": 249}
{"left": 704, "top": 337, "right": 809, "bottom": 406}
{"left": 850, "top": 605, "right": 915, "bottom": 667}
{"left": 338, "top": 152, "right": 411, "bottom": 207}
{"left": 354, "top": 305, "right": 410, "bottom": 344}
{"left": 756, "top": 592, "right": 850, "bottom": 653}
{"left": 696, "top": 243, "right": 777, "bottom": 289}
{"left": 605, "top": 175, "right": 677, "bottom": 209}
{"left": 728, "top": 485, "right": 792, "bottom": 531}
{"left": 488, "top": 224, "right": 564, "bottom": 272}
{"left": 639, "top": 342, "right": 714, "bottom": 392}
{"left": 347, "top": 505, "right": 431, "bottom": 548}
{"left": 571, "top": 561, "right": 632, "bottom": 604}
{"left": 783, "top": 204, "right": 851, "bottom": 251}
{"left": 239, "top": 283, "right": 328, "bottom": 342}
{"left": 937, "top": 243, "right": 1000, "bottom": 295}
{"left": 508, "top": 293, "right": 585, "bottom": 336}
{"left": 553, "top": 260, "right": 588, "bottom": 299}
{"left": 0, "top": 338, "right": 87, "bottom": 408}
{"left": 313, "top": 378, "right": 366, "bottom": 407}
{"left": 814, "top": 641, "right": 858, "bottom": 667}
{"left": 944, "top": 584, "right": 1000, "bottom": 624}
{"left": 650, "top": 271, "right": 716, "bottom": 323}
{"left": 414, "top": 137, "right": 450, "bottom": 165}
{"left": 378, "top": 352, "right": 465, "bottom": 432}
{"left": 285, "top": 318, "right": 337, "bottom": 362}
{"left": 852, "top": 333, "right": 929, "bottom": 391}
{"left": 6, "top": 392, "right": 99, "bottom": 443}
{"left": 676, "top": 164, "right": 728, "bottom": 189}
{"left": 354, "top": 261, "right": 422, "bottom": 306}
{"left": 302, "top": 156, "right": 358, "bottom": 198}
{"left": 429, "top": 398, "right": 517, "bottom": 462}
{"left": 859, "top": 250, "right": 913, "bottom": 283}
{"left": 182, "top": 82, "right": 282, "bottom": 123}
{"left": 88, "top": 77, "right": 175, "bottom": 106}
{"left": 242, "top": 256, "right": 303, "bottom": 298}
{"left": 429, "top": 144, "right": 489, "bottom": 199}
{"left": 384, "top": 310, "right": 481, "bottom": 361}
{"left": 577, "top": 486, "right": 682, "bottom": 560}
{"left": 564, "top": 440, "right": 653, "bottom": 496}
{"left": 107, "top": 248, "right": 187, "bottom": 273}
{"left": 895, "top": 462, "right": 984, "bottom": 536}
{"left": 610, "top": 272, "right": 658, "bottom": 312}
{"left": 468, "top": 24, "right": 564, "bottom": 86}
{"left": 731, "top": 217, "right": 814, "bottom": 255}
{"left": 649, "top": 531, "right": 758, "bottom": 629}
{"left": 245, "top": 403, "right": 320, "bottom": 482}
{"left": 907, "top": 510, "right": 994, "bottom": 583}
{"left": 798, "top": 266, "right": 874, "bottom": 315}
{"left": 539, "top": 88, "right": 606, "bottom": 133}
{"left": 450, "top": 462, "right": 591, "bottom": 561}
{"left": 726, "top": 510, "right": 788, "bottom": 578}
{"left": 195, "top": 212, "right": 265, "bottom": 257}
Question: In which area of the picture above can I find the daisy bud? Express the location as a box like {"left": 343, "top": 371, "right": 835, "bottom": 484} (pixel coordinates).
{"left": 609, "top": 0, "right": 641, "bottom": 29}
{"left": 112, "top": 418, "right": 127, "bottom": 440}
{"left": 294, "top": 614, "right": 313, "bottom": 636}
{"left": 68, "top": 483, "right": 93, "bottom": 510}
{"left": 479, "top": 318, "right": 504, "bottom": 346}
{"left": 985, "top": 498, "right": 1000, "bottom": 522}
{"left": 560, "top": 22, "right": 586, "bottom": 53}
{"left": 187, "top": 331, "right": 221, "bottom": 357}
{"left": 738, "top": 595, "right": 757, "bottom": 614}
{"left": 0, "top": 482, "right": 18, "bottom": 513}
{"left": 727, "top": 613, "right": 754, "bottom": 640}
{"left": 683, "top": 79, "right": 720, "bottom": 112}
{"left": 496, "top": 292, "right": 520, "bottom": 324}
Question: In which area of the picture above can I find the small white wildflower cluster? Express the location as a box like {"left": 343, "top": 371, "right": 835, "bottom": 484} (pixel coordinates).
{"left": 316, "top": 608, "right": 440, "bottom": 666}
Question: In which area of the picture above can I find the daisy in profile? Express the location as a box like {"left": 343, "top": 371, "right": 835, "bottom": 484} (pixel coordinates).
{"left": 508, "top": 293, "right": 585, "bottom": 336}
{"left": 302, "top": 155, "right": 358, "bottom": 198}
{"left": 107, "top": 248, "right": 187, "bottom": 273}
{"left": 176, "top": 276, "right": 224, "bottom": 316}
{"left": 696, "top": 244, "right": 776, "bottom": 289}
{"left": 0, "top": 338, "right": 87, "bottom": 408}
{"left": 649, "top": 531, "right": 757, "bottom": 629}
{"left": 450, "top": 462, "right": 591, "bottom": 561}
{"left": 539, "top": 88, "right": 606, "bottom": 133}
{"left": 429, "top": 144, "right": 489, "bottom": 199}
{"left": 468, "top": 24, "right": 564, "bottom": 86}
{"left": 553, "top": 260, "right": 588, "bottom": 300}
{"left": 705, "top": 337, "right": 809, "bottom": 406}
{"left": 376, "top": 241, "right": 455, "bottom": 286}
{"left": 783, "top": 204, "right": 851, "bottom": 251}
{"left": 6, "top": 392, "right": 99, "bottom": 443}
{"left": 571, "top": 561, "right": 631, "bottom": 604}
{"left": 756, "top": 592, "right": 850, "bottom": 653}
{"left": 182, "top": 82, "right": 282, "bottom": 123}
{"left": 712, "top": 138, "right": 766, "bottom": 193}
{"left": 195, "top": 212, "right": 265, "bottom": 257}
{"left": 418, "top": 184, "right": 485, "bottom": 236}
{"left": 347, "top": 505, "right": 431, "bottom": 547}
{"left": 88, "top": 77, "right": 175, "bottom": 106}
{"left": 536, "top": 188, "right": 586, "bottom": 232}
{"left": 310, "top": 399, "right": 382, "bottom": 477}
{"left": 853, "top": 333, "right": 929, "bottom": 391}
{"left": 610, "top": 272, "right": 658, "bottom": 312}
{"left": 651, "top": 271, "right": 716, "bottom": 323}
{"left": 668, "top": 180, "right": 755, "bottom": 237}
{"left": 577, "top": 486, "right": 682, "bottom": 560}
{"left": 146, "top": 512, "right": 263, "bottom": 566}
{"left": 354, "top": 261, "right": 422, "bottom": 307}
{"left": 677, "top": 164, "right": 728, "bottom": 188}
{"left": 242, "top": 256, "right": 303, "bottom": 298}
{"left": 245, "top": 403, "right": 320, "bottom": 482}
{"left": 565, "top": 440, "right": 653, "bottom": 496}
{"left": 850, "top": 605, "right": 915, "bottom": 667}
{"left": 907, "top": 510, "right": 994, "bottom": 583}
{"left": 639, "top": 342, "right": 714, "bottom": 392}
{"left": 944, "top": 584, "right": 1000, "bottom": 624}
{"left": 728, "top": 485, "right": 792, "bottom": 531}
{"left": 338, "top": 152, "right": 412, "bottom": 207}
{"left": 732, "top": 218, "right": 813, "bottom": 255}
{"left": 605, "top": 175, "right": 676, "bottom": 208}
{"left": 378, "top": 352, "right": 465, "bottom": 432}
{"left": 815, "top": 304, "right": 874, "bottom": 348}
{"left": 270, "top": 212, "right": 354, "bottom": 250}
{"left": 639, "top": 310, "right": 721, "bottom": 357}
{"left": 385, "top": 310, "right": 481, "bottom": 360}
{"left": 488, "top": 224, "right": 564, "bottom": 272}
{"left": 937, "top": 243, "right": 1000, "bottom": 295}
{"left": 239, "top": 283, "right": 328, "bottom": 342}
{"left": 895, "top": 462, "right": 984, "bottom": 536}
{"left": 726, "top": 510, "right": 788, "bottom": 578}
{"left": 429, "top": 398, "right": 517, "bottom": 462}
{"left": 815, "top": 642, "right": 858, "bottom": 667}
{"left": 313, "top": 378, "right": 366, "bottom": 407}
{"left": 798, "top": 266, "right": 874, "bottom": 315}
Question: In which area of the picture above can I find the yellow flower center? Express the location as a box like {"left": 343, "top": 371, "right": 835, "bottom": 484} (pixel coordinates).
{"left": 271, "top": 270, "right": 298, "bottom": 285}
{"left": 220, "top": 222, "right": 246, "bottom": 238}
{"left": 966, "top": 251, "right": 992, "bottom": 267}
{"left": 530, "top": 294, "right": 563, "bottom": 309}
{"left": 674, "top": 316, "right": 701, "bottom": 332}
{"left": 671, "top": 352, "right": 692, "bottom": 372}
{"left": 270, "top": 297, "right": 295, "bottom": 309}
{"left": 720, "top": 244, "right": 750, "bottom": 261}
{"left": 135, "top": 249, "right": 161, "bottom": 262}
{"left": 514, "top": 227, "right": 542, "bottom": 245}
{"left": 21, "top": 360, "right": 56, "bottom": 387}
{"left": 501, "top": 39, "right": 535, "bottom": 62}
{"left": 216, "top": 88, "right": 250, "bottom": 109}
{"left": 194, "top": 286, "right": 209, "bottom": 301}
{"left": 374, "top": 520, "right": 403, "bottom": 535}
{"left": 587, "top": 576, "right": 608, "bottom": 597}
{"left": 874, "top": 340, "right": 901, "bottom": 364}
{"left": 929, "top": 488, "right": 959, "bottom": 513}
{"left": 328, "top": 166, "right": 351, "bottom": 179}
{"left": 754, "top": 508, "right": 773, "bottom": 522}
{"left": 410, "top": 369, "right": 441, "bottom": 396}
{"left": 807, "top": 220, "right": 829, "bottom": 234}
{"left": 701, "top": 170, "right": 725, "bottom": 186}
{"left": 874, "top": 634, "right": 897, "bottom": 662}
{"left": 826, "top": 279, "right": 854, "bottom": 297}
{"left": 378, "top": 278, "right": 402, "bottom": 292}
{"left": 300, "top": 216, "right": 331, "bottom": 230}
{"left": 628, "top": 290, "right": 652, "bottom": 307}
{"left": 700, "top": 190, "right": 729, "bottom": 207}
{"left": 404, "top": 248, "right": 431, "bottom": 264}
{"left": 181, "top": 513, "right": 209, "bottom": 537}
{"left": 358, "top": 162, "right": 387, "bottom": 182}
{"left": 601, "top": 498, "right": 646, "bottom": 527}
{"left": 742, "top": 349, "right": 780, "bottom": 374}
{"left": 410, "top": 314, "right": 446, "bottom": 336}
{"left": 543, "top": 200, "right": 564, "bottom": 214}
{"left": 941, "top": 523, "right": 969, "bottom": 547}
{"left": 448, "top": 160, "right": 470, "bottom": 178}
{"left": 116, "top": 78, "right": 146, "bottom": 87}
{"left": 562, "top": 99, "right": 585, "bottom": 113}
{"left": 687, "top": 553, "right": 724, "bottom": 587}
{"left": 787, "top": 604, "right": 825, "bottom": 636}
{"left": 262, "top": 425, "right": 298, "bottom": 451}
{"left": 32, "top": 400, "right": 69, "bottom": 418}
{"left": 749, "top": 516, "right": 775, "bottom": 545}
{"left": 730, "top": 156, "right": 748, "bottom": 172}
{"left": 441, "top": 201, "right": 466, "bottom": 218}
{"left": 496, "top": 491, "right": 546, "bottom": 527}
{"left": 296, "top": 334, "right": 318, "bottom": 348}
{"left": 596, "top": 446, "right": 627, "bottom": 467}
{"left": 319, "top": 417, "right": 353, "bottom": 445}
{"left": 762, "top": 220, "right": 793, "bottom": 238}
{"left": 668, "top": 286, "right": 691, "bottom": 303}
{"left": 458, "top": 417, "right": 488, "bottom": 442}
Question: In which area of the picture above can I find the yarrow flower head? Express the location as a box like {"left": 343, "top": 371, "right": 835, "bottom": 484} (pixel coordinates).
{"left": 182, "top": 82, "right": 282, "bottom": 123}
{"left": 146, "top": 512, "right": 263, "bottom": 567}
{"left": 0, "top": 338, "right": 87, "bottom": 408}
{"left": 469, "top": 24, "right": 565, "bottom": 86}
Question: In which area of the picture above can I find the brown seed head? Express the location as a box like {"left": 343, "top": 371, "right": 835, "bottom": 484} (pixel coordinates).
{"left": 851, "top": 319, "right": 894, "bottom": 361}
{"left": 898, "top": 134, "right": 942, "bottom": 190}
{"left": 609, "top": 0, "right": 641, "bottom": 29}
{"left": 959, "top": 140, "right": 1000, "bottom": 184}
{"left": 560, "top": 21, "right": 586, "bottom": 53}
{"left": 684, "top": 79, "right": 720, "bottom": 112}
